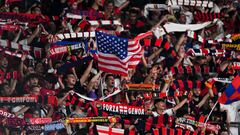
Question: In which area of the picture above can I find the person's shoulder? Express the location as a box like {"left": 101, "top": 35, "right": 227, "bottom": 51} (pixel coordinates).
{"left": 163, "top": 108, "right": 174, "bottom": 116}
{"left": 152, "top": 111, "right": 159, "bottom": 117}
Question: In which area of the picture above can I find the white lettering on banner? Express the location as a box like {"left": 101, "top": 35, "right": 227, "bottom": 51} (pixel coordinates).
{"left": 11, "top": 98, "right": 16, "bottom": 103}
{"left": 233, "top": 62, "right": 240, "bottom": 66}
{"left": 103, "top": 103, "right": 106, "bottom": 110}
{"left": 0, "top": 97, "right": 37, "bottom": 103}
{"left": 10, "top": 97, "right": 36, "bottom": 103}
{"left": 102, "top": 103, "right": 145, "bottom": 115}
{"left": 0, "top": 110, "right": 15, "bottom": 118}
{"left": 44, "top": 123, "right": 65, "bottom": 131}
{"left": 72, "top": 44, "right": 82, "bottom": 50}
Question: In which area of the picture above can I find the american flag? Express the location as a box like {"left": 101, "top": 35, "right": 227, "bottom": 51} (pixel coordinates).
{"left": 96, "top": 31, "right": 142, "bottom": 76}
{"left": 96, "top": 125, "right": 124, "bottom": 135}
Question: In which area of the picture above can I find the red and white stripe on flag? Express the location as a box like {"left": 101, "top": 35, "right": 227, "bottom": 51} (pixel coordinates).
{"left": 98, "top": 38, "right": 142, "bottom": 76}
{"left": 98, "top": 40, "right": 142, "bottom": 76}
{"left": 96, "top": 125, "right": 124, "bottom": 135}
{"left": 128, "top": 40, "right": 143, "bottom": 69}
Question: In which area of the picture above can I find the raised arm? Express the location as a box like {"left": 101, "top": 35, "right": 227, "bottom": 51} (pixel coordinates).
{"left": 18, "top": 25, "right": 41, "bottom": 45}
{"left": 13, "top": 28, "right": 22, "bottom": 43}
{"left": 197, "top": 93, "right": 210, "bottom": 108}
{"left": 87, "top": 71, "right": 103, "bottom": 91}
{"left": 147, "top": 48, "right": 163, "bottom": 63}
{"left": 19, "top": 54, "right": 27, "bottom": 80}
{"left": 80, "top": 60, "right": 93, "bottom": 85}
{"left": 172, "top": 98, "right": 188, "bottom": 112}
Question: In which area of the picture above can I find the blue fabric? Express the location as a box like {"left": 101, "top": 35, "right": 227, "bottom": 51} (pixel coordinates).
{"left": 96, "top": 31, "right": 128, "bottom": 60}
{"left": 55, "top": 41, "right": 81, "bottom": 46}
{"left": 225, "top": 84, "right": 236, "bottom": 98}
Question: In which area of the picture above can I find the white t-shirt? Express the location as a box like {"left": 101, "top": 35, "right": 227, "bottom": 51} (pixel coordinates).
{"left": 152, "top": 108, "right": 174, "bottom": 117}
{"left": 220, "top": 101, "right": 240, "bottom": 135}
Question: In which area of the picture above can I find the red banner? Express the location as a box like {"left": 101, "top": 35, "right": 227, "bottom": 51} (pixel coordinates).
{"left": 65, "top": 117, "right": 117, "bottom": 124}
{"left": 100, "top": 102, "right": 145, "bottom": 115}
{"left": 0, "top": 109, "right": 15, "bottom": 118}
{"left": 27, "top": 118, "right": 52, "bottom": 125}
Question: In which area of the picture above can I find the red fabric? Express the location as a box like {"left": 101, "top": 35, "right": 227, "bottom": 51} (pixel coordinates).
{"left": 40, "top": 88, "right": 55, "bottom": 96}
{"left": 155, "top": 38, "right": 163, "bottom": 47}
{"left": 115, "top": 8, "right": 121, "bottom": 15}
{"left": 144, "top": 39, "right": 151, "bottom": 46}
{"left": 0, "top": 69, "right": 5, "bottom": 83}
{"left": 136, "top": 21, "right": 145, "bottom": 28}
{"left": 163, "top": 41, "right": 170, "bottom": 50}
{"left": 87, "top": 8, "right": 105, "bottom": 20}
{"left": 24, "top": 113, "right": 33, "bottom": 119}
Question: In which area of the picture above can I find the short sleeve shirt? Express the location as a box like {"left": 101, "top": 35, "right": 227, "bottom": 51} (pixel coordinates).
{"left": 152, "top": 108, "right": 174, "bottom": 117}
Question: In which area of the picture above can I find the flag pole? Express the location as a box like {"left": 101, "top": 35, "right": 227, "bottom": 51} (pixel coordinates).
{"left": 100, "top": 77, "right": 104, "bottom": 102}
{"left": 203, "top": 100, "right": 218, "bottom": 128}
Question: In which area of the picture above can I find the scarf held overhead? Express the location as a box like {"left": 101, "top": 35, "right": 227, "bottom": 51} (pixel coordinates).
{"left": 168, "top": 0, "right": 213, "bottom": 8}
{"left": 153, "top": 19, "right": 218, "bottom": 38}
{"left": 100, "top": 102, "right": 145, "bottom": 115}
{"left": 65, "top": 117, "right": 117, "bottom": 124}
{"left": 0, "top": 97, "right": 37, "bottom": 106}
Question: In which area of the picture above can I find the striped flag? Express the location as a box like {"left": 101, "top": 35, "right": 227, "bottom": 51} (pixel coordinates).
{"left": 96, "top": 125, "right": 124, "bottom": 135}
{"left": 152, "top": 127, "right": 203, "bottom": 135}
{"left": 96, "top": 31, "right": 142, "bottom": 76}
{"left": 218, "top": 75, "right": 240, "bottom": 104}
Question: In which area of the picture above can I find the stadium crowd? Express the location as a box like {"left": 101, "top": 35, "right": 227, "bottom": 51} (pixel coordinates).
{"left": 0, "top": 0, "right": 239, "bottom": 134}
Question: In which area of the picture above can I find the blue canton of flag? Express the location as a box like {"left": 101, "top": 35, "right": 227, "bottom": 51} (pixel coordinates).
{"left": 96, "top": 31, "right": 128, "bottom": 60}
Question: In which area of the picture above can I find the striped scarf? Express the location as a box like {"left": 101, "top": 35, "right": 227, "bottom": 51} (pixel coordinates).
{"left": 65, "top": 93, "right": 90, "bottom": 115}
{"left": 171, "top": 80, "right": 202, "bottom": 91}
{"left": 63, "top": 17, "right": 121, "bottom": 27}
{"left": 152, "top": 127, "right": 203, "bottom": 135}
{"left": 168, "top": 0, "right": 213, "bottom": 8}
{"left": 141, "top": 115, "right": 174, "bottom": 132}
{"left": 153, "top": 20, "right": 217, "bottom": 38}
{"left": 140, "top": 38, "right": 171, "bottom": 51}
{"left": 48, "top": 32, "right": 95, "bottom": 43}
{"left": 187, "top": 48, "right": 226, "bottom": 57}
{"left": 194, "top": 11, "right": 223, "bottom": 22}
{"left": 152, "top": 91, "right": 183, "bottom": 99}
{"left": 186, "top": 31, "right": 232, "bottom": 45}
{"left": 170, "top": 65, "right": 219, "bottom": 76}
{"left": 0, "top": 39, "right": 43, "bottom": 58}
{"left": 2, "top": 50, "right": 34, "bottom": 59}
{"left": 0, "top": 12, "right": 50, "bottom": 23}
